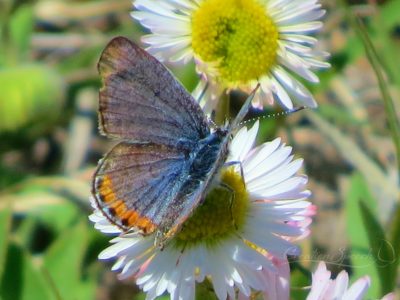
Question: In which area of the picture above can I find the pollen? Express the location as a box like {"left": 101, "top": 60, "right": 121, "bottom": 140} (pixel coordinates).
{"left": 173, "top": 167, "right": 249, "bottom": 248}
{"left": 191, "top": 0, "right": 279, "bottom": 85}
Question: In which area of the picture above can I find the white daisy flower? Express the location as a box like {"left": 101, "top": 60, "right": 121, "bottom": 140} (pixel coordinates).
{"left": 131, "top": 0, "right": 330, "bottom": 111}
{"left": 307, "top": 262, "right": 395, "bottom": 300}
{"left": 90, "top": 121, "right": 313, "bottom": 300}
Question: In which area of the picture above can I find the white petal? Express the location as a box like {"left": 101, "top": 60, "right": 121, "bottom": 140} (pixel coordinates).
{"left": 272, "top": 66, "right": 317, "bottom": 107}
{"left": 228, "top": 122, "right": 259, "bottom": 163}
{"left": 333, "top": 271, "right": 349, "bottom": 298}
{"left": 271, "top": 77, "right": 294, "bottom": 108}
{"left": 343, "top": 276, "right": 371, "bottom": 300}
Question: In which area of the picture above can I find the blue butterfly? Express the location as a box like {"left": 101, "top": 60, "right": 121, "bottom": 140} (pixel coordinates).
{"left": 92, "top": 37, "right": 256, "bottom": 247}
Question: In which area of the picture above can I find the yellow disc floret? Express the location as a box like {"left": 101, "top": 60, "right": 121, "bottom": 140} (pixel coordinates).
{"left": 173, "top": 167, "right": 249, "bottom": 249}
{"left": 191, "top": 0, "right": 279, "bottom": 85}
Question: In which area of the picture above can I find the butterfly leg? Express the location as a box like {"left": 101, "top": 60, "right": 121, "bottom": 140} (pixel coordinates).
{"left": 155, "top": 230, "right": 166, "bottom": 250}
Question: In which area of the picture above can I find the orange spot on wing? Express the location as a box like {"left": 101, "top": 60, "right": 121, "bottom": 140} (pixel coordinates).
{"left": 98, "top": 175, "right": 117, "bottom": 203}
{"left": 110, "top": 200, "right": 126, "bottom": 215}
{"left": 128, "top": 211, "right": 139, "bottom": 224}
{"left": 122, "top": 209, "right": 157, "bottom": 234}
{"left": 136, "top": 218, "right": 156, "bottom": 234}
{"left": 120, "top": 210, "right": 134, "bottom": 220}
{"left": 96, "top": 175, "right": 157, "bottom": 234}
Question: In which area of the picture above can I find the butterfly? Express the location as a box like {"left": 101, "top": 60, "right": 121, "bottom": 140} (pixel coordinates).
{"left": 91, "top": 36, "right": 257, "bottom": 247}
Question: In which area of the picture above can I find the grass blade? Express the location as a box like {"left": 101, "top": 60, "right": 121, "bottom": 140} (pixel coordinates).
{"left": 353, "top": 16, "right": 400, "bottom": 178}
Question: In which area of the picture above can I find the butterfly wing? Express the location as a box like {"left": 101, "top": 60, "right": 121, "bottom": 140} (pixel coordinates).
{"left": 98, "top": 36, "right": 210, "bottom": 148}
{"left": 93, "top": 142, "right": 191, "bottom": 235}
{"left": 93, "top": 37, "right": 213, "bottom": 238}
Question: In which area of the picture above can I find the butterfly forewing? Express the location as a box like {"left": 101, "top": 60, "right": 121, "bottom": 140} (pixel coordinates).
{"left": 98, "top": 37, "right": 210, "bottom": 148}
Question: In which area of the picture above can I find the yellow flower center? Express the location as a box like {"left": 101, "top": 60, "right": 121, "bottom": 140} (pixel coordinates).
{"left": 173, "top": 167, "right": 249, "bottom": 249}
{"left": 191, "top": 0, "right": 279, "bottom": 85}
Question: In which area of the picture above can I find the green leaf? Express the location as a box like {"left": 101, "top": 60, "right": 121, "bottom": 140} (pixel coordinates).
{"left": 136, "top": 294, "right": 169, "bottom": 300}
{"left": 346, "top": 173, "right": 379, "bottom": 298}
{"left": 380, "top": 0, "right": 400, "bottom": 30}
{"left": 388, "top": 204, "right": 400, "bottom": 270}
{"left": 341, "top": 35, "right": 364, "bottom": 63}
{"left": 43, "top": 221, "right": 95, "bottom": 300}
{"left": 14, "top": 217, "right": 36, "bottom": 250}
{"left": 290, "top": 264, "right": 310, "bottom": 300}
{"left": 12, "top": 199, "right": 80, "bottom": 254}
{"left": 0, "top": 205, "right": 12, "bottom": 282}
{"left": 172, "top": 61, "right": 198, "bottom": 92}
{"left": 195, "top": 280, "right": 218, "bottom": 300}
{"left": 376, "top": 0, "right": 400, "bottom": 88}
{"left": 9, "top": 5, "right": 34, "bottom": 62}
{"left": 359, "top": 201, "right": 397, "bottom": 295}
{"left": 0, "top": 65, "right": 65, "bottom": 133}
{"left": 0, "top": 243, "right": 55, "bottom": 300}
{"left": 28, "top": 198, "right": 80, "bottom": 234}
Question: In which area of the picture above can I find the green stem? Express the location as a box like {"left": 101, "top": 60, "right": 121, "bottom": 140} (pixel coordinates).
{"left": 389, "top": 204, "right": 400, "bottom": 259}
{"left": 353, "top": 16, "right": 400, "bottom": 181}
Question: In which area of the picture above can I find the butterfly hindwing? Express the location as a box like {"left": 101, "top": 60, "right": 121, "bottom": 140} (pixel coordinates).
{"left": 93, "top": 142, "right": 193, "bottom": 234}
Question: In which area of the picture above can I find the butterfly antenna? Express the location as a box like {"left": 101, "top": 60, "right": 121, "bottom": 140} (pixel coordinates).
{"left": 240, "top": 106, "right": 307, "bottom": 126}
{"left": 229, "top": 84, "right": 261, "bottom": 130}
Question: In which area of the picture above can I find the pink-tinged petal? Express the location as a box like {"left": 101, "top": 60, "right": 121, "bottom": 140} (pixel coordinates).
{"left": 381, "top": 292, "right": 395, "bottom": 300}
{"left": 342, "top": 276, "right": 370, "bottom": 300}
{"left": 287, "top": 204, "right": 316, "bottom": 240}
{"left": 333, "top": 270, "right": 349, "bottom": 298}
{"left": 306, "top": 262, "right": 389, "bottom": 300}
{"left": 237, "top": 256, "right": 290, "bottom": 300}
{"left": 262, "top": 256, "right": 290, "bottom": 300}
{"left": 307, "top": 262, "right": 333, "bottom": 300}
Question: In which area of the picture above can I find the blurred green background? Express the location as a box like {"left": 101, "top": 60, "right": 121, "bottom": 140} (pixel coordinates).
{"left": 0, "top": 0, "right": 399, "bottom": 299}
